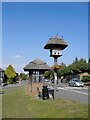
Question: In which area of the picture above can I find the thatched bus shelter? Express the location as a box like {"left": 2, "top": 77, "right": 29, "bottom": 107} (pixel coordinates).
{"left": 23, "top": 58, "right": 50, "bottom": 93}
{"left": 0, "top": 67, "right": 4, "bottom": 79}
{"left": 23, "top": 58, "right": 50, "bottom": 82}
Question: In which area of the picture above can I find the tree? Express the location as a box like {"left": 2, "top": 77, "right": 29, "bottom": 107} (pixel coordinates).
{"left": 58, "top": 65, "right": 73, "bottom": 77}
{"left": 74, "top": 57, "right": 78, "bottom": 63}
{"left": 20, "top": 73, "right": 28, "bottom": 80}
{"left": 72, "top": 58, "right": 88, "bottom": 73}
{"left": 44, "top": 70, "right": 54, "bottom": 79}
{"left": 88, "top": 58, "right": 90, "bottom": 73}
{"left": 5, "top": 65, "right": 16, "bottom": 84}
{"left": 58, "top": 58, "right": 88, "bottom": 78}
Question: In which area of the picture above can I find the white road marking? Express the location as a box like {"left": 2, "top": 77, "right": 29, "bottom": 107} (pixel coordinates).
{"left": 65, "top": 86, "right": 88, "bottom": 90}
{"left": 57, "top": 87, "right": 88, "bottom": 95}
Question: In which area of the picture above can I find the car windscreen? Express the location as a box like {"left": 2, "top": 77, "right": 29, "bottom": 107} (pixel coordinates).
{"left": 74, "top": 80, "right": 81, "bottom": 82}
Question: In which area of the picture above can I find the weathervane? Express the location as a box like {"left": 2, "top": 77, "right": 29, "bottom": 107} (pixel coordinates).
{"left": 48, "top": 33, "right": 59, "bottom": 38}
{"left": 48, "top": 33, "right": 64, "bottom": 39}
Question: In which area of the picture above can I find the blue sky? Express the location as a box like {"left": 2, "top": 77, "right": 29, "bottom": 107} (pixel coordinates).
{"left": 0, "top": 2, "right": 2, "bottom": 68}
{"left": 2, "top": 2, "right": 88, "bottom": 73}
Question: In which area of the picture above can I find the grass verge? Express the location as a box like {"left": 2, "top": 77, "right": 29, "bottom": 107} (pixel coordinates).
{"left": 2, "top": 85, "right": 88, "bottom": 118}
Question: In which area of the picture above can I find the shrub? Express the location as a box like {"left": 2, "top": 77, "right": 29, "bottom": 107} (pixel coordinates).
{"left": 8, "top": 78, "right": 14, "bottom": 84}
{"left": 81, "top": 76, "right": 90, "bottom": 82}
{"left": 20, "top": 73, "right": 28, "bottom": 80}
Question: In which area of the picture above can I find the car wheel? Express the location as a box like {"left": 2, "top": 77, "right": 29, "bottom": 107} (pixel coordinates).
{"left": 73, "top": 83, "right": 76, "bottom": 87}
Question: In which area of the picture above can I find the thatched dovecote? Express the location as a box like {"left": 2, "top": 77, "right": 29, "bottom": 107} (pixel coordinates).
{"left": 44, "top": 37, "right": 68, "bottom": 50}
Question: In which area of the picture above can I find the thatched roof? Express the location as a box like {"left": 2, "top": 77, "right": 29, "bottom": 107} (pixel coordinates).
{"left": 44, "top": 37, "right": 68, "bottom": 50}
{"left": 0, "top": 67, "right": 4, "bottom": 72}
{"left": 23, "top": 58, "right": 50, "bottom": 71}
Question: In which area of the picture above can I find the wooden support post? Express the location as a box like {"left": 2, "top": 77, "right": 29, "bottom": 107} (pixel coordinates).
{"left": 54, "top": 57, "right": 58, "bottom": 99}
{"left": 27, "top": 71, "right": 33, "bottom": 94}
{"left": 29, "top": 74, "right": 32, "bottom": 92}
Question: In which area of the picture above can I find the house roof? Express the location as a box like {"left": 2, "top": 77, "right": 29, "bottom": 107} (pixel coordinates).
{"left": 0, "top": 67, "right": 4, "bottom": 72}
{"left": 44, "top": 37, "right": 68, "bottom": 50}
{"left": 23, "top": 58, "right": 50, "bottom": 71}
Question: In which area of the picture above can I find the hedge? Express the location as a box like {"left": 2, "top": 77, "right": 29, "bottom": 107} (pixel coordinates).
{"left": 81, "top": 75, "right": 90, "bottom": 82}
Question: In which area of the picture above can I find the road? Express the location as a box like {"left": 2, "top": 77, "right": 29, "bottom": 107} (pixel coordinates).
{"left": 45, "top": 82, "right": 89, "bottom": 104}
{"left": 57, "top": 85, "right": 89, "bottom": 104}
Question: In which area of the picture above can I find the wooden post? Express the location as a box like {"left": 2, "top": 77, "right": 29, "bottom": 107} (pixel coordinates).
{"left": 27, "top": 72, "right": 33, "bottom": 93}
{"left": 54, "top": 57, "right": 58, "bottom": 98}
{"left": 29, "top": 74, "right": 32, "bottom": 92}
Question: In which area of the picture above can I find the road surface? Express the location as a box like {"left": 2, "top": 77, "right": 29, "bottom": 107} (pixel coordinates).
{"left": 45, "top": 82, "right": 89, "bottom": 104}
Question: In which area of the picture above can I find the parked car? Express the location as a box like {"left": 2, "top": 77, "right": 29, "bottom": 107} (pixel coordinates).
{"left": 44, "top": 79, "right": 49, "bottom": 82}
{"left": 51, "top": 79, "right": 59, "bottom": 84}
{"left": 69, "top": 79, "right": 84, "bottom": 87}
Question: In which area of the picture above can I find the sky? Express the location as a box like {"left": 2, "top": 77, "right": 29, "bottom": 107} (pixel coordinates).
{"left": 1, "top": 2, "right": 88, "bottom": 73}
{"left": 0, "top": 2, "right": 2, "bottom": 69}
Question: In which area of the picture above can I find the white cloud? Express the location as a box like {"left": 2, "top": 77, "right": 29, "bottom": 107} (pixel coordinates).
{"left": 11, "top": 54, "right": 23, "bottom": 59}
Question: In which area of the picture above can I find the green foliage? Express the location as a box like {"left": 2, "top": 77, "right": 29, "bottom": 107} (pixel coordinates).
{"left": 57, "top": 66, "right": 73, "bottom": 78}
{"left": 20, "top": 73, "right": 28, "bottom": 80}
{"left": 59, "top": 58, "right": 88, "bottom": 77}
{"left": 44, "top": 70, "right": 54, "bottom": 79}
{"left": 81, "top": 76, "right": 90, "bottom": 82}
{"left": 8, "top": 78, "right": 14, "bottom": 84}
{"left": 5, "top": 65, "right": 16, "bottom": 84}
{"left": 74, "top": 57, "right": 78, "bottom": 63}
{"left": 60, "top": 66, "right": 73, "bottom": 76}
{"left": 72, "top": 58, "right": 88, "bottom": 73}
{"left": 88, "top": 58, "right": 90, "bottom": 72}
{"left": 45, "top": 58, "right": 88, "bottom": 79}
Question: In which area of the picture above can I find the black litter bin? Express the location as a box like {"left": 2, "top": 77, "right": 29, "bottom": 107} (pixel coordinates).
{"left": 42, "top": 85, "right": 49, "bottom": 100}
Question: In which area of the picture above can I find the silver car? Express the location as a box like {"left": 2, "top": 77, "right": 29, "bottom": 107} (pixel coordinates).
{"left": 69, "top": 79, "right": 84, "bottom": 87}
{"left": 44, "top": 79, "right": 49, "bottom": 82}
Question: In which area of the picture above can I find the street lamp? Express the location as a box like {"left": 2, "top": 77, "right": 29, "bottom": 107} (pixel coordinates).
{"left": 44, "top": 36, "right": 68, "bottom": 98}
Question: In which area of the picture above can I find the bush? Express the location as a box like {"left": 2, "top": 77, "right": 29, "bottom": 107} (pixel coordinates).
{"left": 81, "top": 76, "right": 90, "bottom": 82}
{"left": 8, "top": 78, "right": 14, "bottom": 84}
{"left": 20, "top": 73, "right": 28, "bottom": 80}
